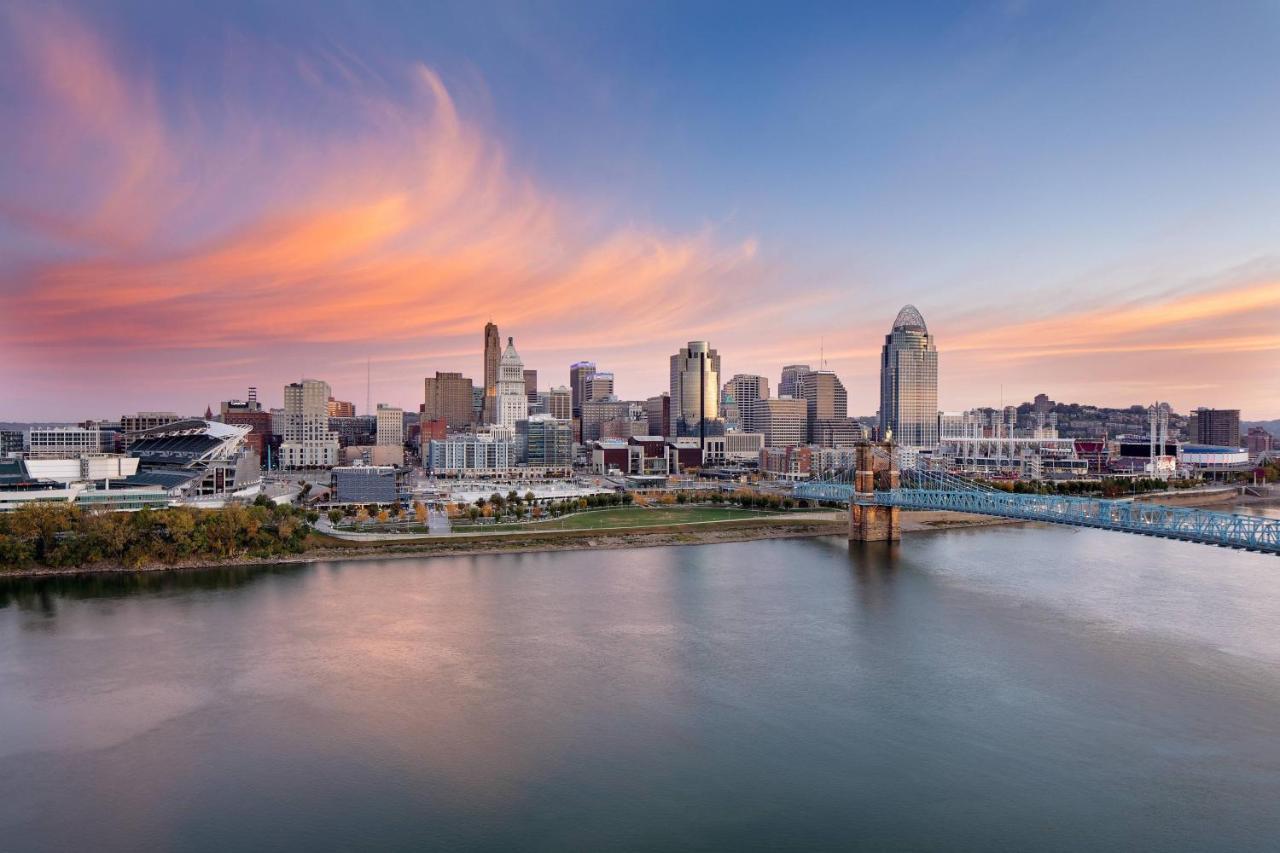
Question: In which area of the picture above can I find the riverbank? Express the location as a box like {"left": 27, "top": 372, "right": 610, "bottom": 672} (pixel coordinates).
{"left": 1, "top": 508, "right": 1030, "bottom": 579}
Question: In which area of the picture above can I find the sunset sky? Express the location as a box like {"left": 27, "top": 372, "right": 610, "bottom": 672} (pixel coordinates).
{"left": 2, "top": 1, "right": 1278, "bottom": 421}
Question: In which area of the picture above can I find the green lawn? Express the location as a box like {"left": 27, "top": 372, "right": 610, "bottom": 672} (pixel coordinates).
{"left": 452, "top": 505, "right": 777, "bottom": 532}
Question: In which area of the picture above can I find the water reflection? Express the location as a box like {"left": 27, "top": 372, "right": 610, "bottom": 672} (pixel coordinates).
{"left": 0, "top": 562, "right": 307, "bottom": 612}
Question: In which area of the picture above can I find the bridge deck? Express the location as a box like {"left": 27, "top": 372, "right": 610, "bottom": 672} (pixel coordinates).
{"left": 793, "top": 482, "right": 1280, "bottom": 554}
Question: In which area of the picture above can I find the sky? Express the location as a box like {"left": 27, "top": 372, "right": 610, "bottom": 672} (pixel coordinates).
{"left": 1, "top": 0, "right": 1278, "bottom": 421}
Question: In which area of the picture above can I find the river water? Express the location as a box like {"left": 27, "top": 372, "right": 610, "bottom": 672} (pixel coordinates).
{"left": 2, "top": 513, "right": 1279, "bottom": 852}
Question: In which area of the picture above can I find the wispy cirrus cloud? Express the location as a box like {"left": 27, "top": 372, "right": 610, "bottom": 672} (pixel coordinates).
{"left": 0, "top": 6, "right": 771, "bottom": 414}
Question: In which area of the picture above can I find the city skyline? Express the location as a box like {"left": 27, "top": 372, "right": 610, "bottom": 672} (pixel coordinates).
{"left": 2, "top": 3, "right": 1279, "bottom": 420}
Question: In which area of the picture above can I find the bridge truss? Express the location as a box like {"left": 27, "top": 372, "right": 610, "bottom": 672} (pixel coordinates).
{"left": 795, "top": 453, "right": 1280, "bottom": 555}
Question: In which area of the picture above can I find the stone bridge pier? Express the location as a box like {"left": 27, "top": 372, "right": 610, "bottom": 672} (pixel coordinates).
{"left": 849, "top": 442, "right": 900, "bottom": 542}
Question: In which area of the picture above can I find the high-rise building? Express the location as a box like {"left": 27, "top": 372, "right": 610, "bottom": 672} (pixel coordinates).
{"left": 280, "top": 379, "right": 340, "bottom": 468}
{"left": 523, "top": 369, "right": 538, "bottom": 404}
{"left": 482, "top": 321, "right": 501, "bottom": 423}
{"left": 326, "top": 398, "right": 355, "bottom": 418}
{"left": 879, "top": 305, "right": 938, "bottom": 449}
{"left": 779, "top": 365, "right": 811, "bottom": 399}
{"left": 755, "top": 398, "right": 808, "bottom": 448}
{"left": 547, "top": 386, "right": 572, "bottom": 421}
{"left": 1192, "top": 408, "right": 1241, "bottom": 448}
{"left": 643, "top": 394, "right": 670, "bottom": 439}
{"left": 569, "top": 361, "right": 596, "bottom": 415}
{"left": 120, "top": 412, "right": 181, "bottom": 447}
{"left": 376, "top": 403, "right": 404, "bottom": 447}
{"left": 496, "top": 337, "right": 529, "bottom": 429}
{"left": 723, "top": 374, "right": 769, "bottom": 433}
{"left": 423, "top": 372, "right": 475, "bottom": 430}
{"left": 798, "top": 370, "right": 851, "bottom": 445}
{"left": 586, "top": 371, "right": 614, "bottom": 403}
{"left": 670, "top": 341, "right": 721, "bottom": 441}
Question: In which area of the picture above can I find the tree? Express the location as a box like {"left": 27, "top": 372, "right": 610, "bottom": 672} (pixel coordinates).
{"left": 467, "top": 507, "right": 480, "bottom": 522}
{"left": 377, "top": 510, "right": 390, "bottom": 524}
{"left": 524, "top": 491, "right": 536, "bottom": 505}
{"left": 414, "top": 501, "right": 428, "bottom": 523}
{"left": 328, "top": 509, "right": 344, "bottom": 526}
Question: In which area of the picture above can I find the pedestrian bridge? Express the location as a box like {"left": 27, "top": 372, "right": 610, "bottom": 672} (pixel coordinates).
{"left": 794, "top": 446, "right": 1279, "bottom": 555}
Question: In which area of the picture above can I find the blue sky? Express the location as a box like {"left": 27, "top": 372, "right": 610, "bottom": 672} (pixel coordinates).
{"left": 2, "top": 1, "right": 1278, "bottom": 418}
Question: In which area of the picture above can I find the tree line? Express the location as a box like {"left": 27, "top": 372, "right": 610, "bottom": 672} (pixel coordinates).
{"left": 0, "top": 496, "right": 320, "bottom": 570}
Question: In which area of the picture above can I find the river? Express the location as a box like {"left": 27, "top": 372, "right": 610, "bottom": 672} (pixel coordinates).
{"left": 2, "top": 513, "right": 1279, "bottom": 851}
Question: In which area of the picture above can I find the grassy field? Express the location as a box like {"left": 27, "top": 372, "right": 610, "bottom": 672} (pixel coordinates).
{"left": 451, "top": 505, "right": 777, "bottom": 532}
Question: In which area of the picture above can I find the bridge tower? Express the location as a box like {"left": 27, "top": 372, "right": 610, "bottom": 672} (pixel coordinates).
{"left": 849, "top": 441, "right": 900, "bottom": 542}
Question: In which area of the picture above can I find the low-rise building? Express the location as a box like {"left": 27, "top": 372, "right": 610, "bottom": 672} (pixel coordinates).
{"left": 331, "top": 464, "right": 399, "bottom": 504}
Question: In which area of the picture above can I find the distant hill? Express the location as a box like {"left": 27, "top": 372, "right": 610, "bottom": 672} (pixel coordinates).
{"left": 1244, "top": 420, "right": 1280, "bottom": 435}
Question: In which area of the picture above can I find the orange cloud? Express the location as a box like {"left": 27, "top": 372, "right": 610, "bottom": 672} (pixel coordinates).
{"left": 0, "top": 7, "right": 770, "bottom": 375}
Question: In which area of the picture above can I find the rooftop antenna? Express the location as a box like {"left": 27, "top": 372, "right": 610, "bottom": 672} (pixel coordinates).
{"left": 820, "top": 336, "right": 825, "bottom": 370}
{"left": 366, "top": 357, "right": 371, "bottom": 416}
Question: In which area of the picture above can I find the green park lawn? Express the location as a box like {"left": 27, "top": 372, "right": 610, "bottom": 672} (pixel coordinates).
{"left": 451, "top": 505, "right": 778, "bottom": 532}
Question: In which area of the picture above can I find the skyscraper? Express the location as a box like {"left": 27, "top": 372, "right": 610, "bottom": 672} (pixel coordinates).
{"left": 280, "top": 379, "right": 340, "bottom": 468}
{"left": 482, "top": 321, "right": 501, "bottom": 424}
{"left": 496, "top": 337, "right": 529, "bottom": 429}
{"left": 779, "top": 364, "right": 811, "bottom": 399}
{"left": 569, "top": 361, "right": 596, "bottom": 415}
{"left": 798, "top": 370, "right": 851, "bottom": 445}
{"left": 1192, "top": 408, "right": 1241, "bottom": 448}
{"left": 523, "top": 369, "right": 538, "bottom": 404}
{"left": 423, "top": 372, "right": 475, "bottom": 429}
{"left": 586, "top": 371, "right": 614, "bottom": 403}
{"left": 669, "top": 341, "right": 721, "bottom": 442}
{"left": 547, "top": 386, "right": 572, "bottom": 421}
{"left": 375, "top": 403, "right": 404, "bottom": 447}
{"left": 723, "top": 374, "right": 770, "bottom": 433}
{"left": 879, "top": 305, "right": 938, "bottom": 449}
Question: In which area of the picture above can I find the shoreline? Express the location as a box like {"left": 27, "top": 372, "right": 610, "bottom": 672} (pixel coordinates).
{"left": 4, "top": 494, "right": 1272, "bottom": 581}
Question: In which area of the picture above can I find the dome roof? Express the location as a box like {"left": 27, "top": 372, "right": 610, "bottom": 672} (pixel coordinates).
{"left": 892, "top": 304, "right": 927, "bottom": 333}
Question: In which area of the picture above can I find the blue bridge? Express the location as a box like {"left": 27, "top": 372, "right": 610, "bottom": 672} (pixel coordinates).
{"left": 795, "top": 445, "right": 1279, "bottom": 555}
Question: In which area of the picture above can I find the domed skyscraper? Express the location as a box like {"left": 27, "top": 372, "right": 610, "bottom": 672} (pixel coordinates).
{"left": 496, "top": 337, "right": 529, "bottom": 430}
{"left": 879, "top": 305, "right": 938, "bottom": 449}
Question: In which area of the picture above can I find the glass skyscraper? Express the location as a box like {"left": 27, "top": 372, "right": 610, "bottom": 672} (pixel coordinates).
{"left": 879, "top": 305, "right": 938, "bottom": 449}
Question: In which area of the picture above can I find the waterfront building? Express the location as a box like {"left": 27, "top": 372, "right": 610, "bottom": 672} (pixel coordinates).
{"left": 496, "top": 337, "right": 529, "bottom": 430}
{"left": 423, "top": 371, "right": 475, "bottom": 430}
{"left": 25, "top": 426, "right": 101, "bottom": 459}
{"left": 669, "top": 341, "right": 721, "bottom": 441}
{"left": 482, "top": 321, "right": 501, "bottom": 424}
{"left": 1190, "top": 408, "right": 1242, "bottom": 449}
{"left": 759, "top": 445, "right": 812, "bottom": 480}
{"left": 879, "top": 304, "right": 939, "bottom": 449}
{"left": 331, "top": 464, "right": 399, "bottom": 504}
{"left": 127, "top": 418, "right": 262, "bottom": 501}
{"left": 723, "top": 374, "right": 769, "bottom": 433}
{"left": 280, "top": 379, "right": 340, "bottom": 469}
{"left": 427, "top": 433, "right": 517, "bottom": 476}
{"left": 517, "top": 414, "right": 573, "bottom": 471}
{"left": 326, "top": 398, "right": 355, "bottom": 418}
{"left": 779, "top": 364, "right": 811, "bottom": 399}
{"left": 755, "top": 398, "right": 807, "bottom": 448}
{"left": 703, "top": 432, "right": 765, "bottom": 465}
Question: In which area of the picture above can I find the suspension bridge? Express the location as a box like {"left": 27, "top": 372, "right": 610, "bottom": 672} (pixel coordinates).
{"left": 793, "top": 442, "right": 1280, "bottom": 555}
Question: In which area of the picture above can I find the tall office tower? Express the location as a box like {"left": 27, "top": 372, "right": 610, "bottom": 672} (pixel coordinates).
{"left": 1192, "top": 408, "right": 1242, "bottom": 448}
{"left": 723, "top": 374, "right": 770, "bottom": 433}
{"left": 547, "top": 386, "right": 572, "bottom": 420}
{"left": 423, "top": 372, "right": 475, "bottom": 430}
{"left": 280, "top": 379, "right": 340, "bottom": 469}
{"left": 669, "top": 341, "right": 721, "bottom": 442}
{"left": 482, "top": 321, "right": 501, "bottom": 423}
{"left": 569, "top": 361, "right": 596, "bottom": 415}
{"left": 586, "top": 371, "right": 614, "bottom": 402}
{"left": 879, "top": 305, "right": 938, "bottom": 449}
{"left": 755, "top": 398, "right": 808, "bottom": 448}
{"left": 779, "top": 364, "right": 811, "bottom": 399}
{"left": 496, "top": 337, "right": 529, "bottom": 429}
{"left": 376, "top": 403, "right": 404, "bottom": 447}
{"left": 797, "top": 370, "right": 848, "bottom": 444}
{"left": 326, "top": 398, "right": 355, "bottom": 418}
{"left": 523, "top": 369, "right": 538, "bottom": 404}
